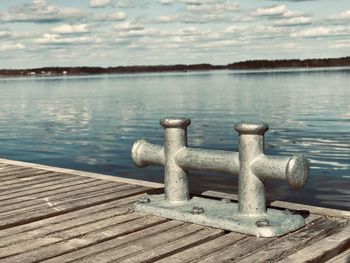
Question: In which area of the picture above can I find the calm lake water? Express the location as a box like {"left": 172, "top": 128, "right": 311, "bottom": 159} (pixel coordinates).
{"left": 0, "top": 68, "right": 349, "bottom": 210}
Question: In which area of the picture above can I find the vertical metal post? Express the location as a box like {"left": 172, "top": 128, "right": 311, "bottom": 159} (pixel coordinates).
{"left": 160, "top": 118, "right": 191, "bottom": 202}
{"left": 234, "top": 122, "right": 269, "bottom": 215}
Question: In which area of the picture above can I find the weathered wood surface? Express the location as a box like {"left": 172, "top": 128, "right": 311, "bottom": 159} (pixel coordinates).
{"left": 0, "top": 159, "right": 348, "bottom": 263}
{"left": 327, "top": 249, "right": 350, "bottom": 263}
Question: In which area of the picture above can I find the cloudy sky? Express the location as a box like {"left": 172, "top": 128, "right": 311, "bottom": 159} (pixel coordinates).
{"left": 0, "top": 0, "right": 349, "bottom": 68}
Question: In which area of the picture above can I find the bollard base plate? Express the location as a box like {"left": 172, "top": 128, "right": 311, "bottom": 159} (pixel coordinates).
{"left": 134, "top": 194, "right": 306, "bottom": 237}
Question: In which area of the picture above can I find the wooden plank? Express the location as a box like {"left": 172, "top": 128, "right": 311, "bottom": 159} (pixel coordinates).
{"left": 327, "top": 249, "right": 350, "bottom": 263}
{"left": 71, "top": 223, "right": 222, "bottom": 263}
{"left": 0, "top": 175, "right": 87, "bottom": 198}
{"left": 0, "top": 163, "right": 10, "bottom": 169}
{"left": 196, "top": 217, "right": 342, "bottom": 263}
{"left": 0, "top": 216, "right": 167, "bottom": 263}
{"left": 0, "top": 194, "right": 140, "bottom": 238}
{"left": 0, "top": 212, "right": 143, "bottom": 258}
{"left": 0, "top": 182, "right": 133, "bottom": 220}
{"left": 117, "top": 227, "right": 224, "bottom": 263}
{"left": 52, "top": 185, "right": 148, "bottom": 211}
{"left": 279, "top": 223, "right": 350, "bottom": 263}
{"left": 198, "top": 190, "right": 350, "bottom": 219}
{"left": 42, "top": 221, "right": 185, "bottom": 263}
{"left": 0, "top": 168, "right": 55, "bottom": 181}
{"left": 0, "top": 185, "right": 149, "bottom": 228}
{"left": 84, "top": 224, "right": 208, "bottom": 263}
{"left": 0, "top": 178, "right": 122, "bottom": 206}
{"left": 0, "top": 176, "right": 98, "bottom": 201}
{"left": 0, "top": 167, "right": 39, "bottom": 177}
{"left": 0, "top": 179, "right": 110, "bottom": 213}
{"left": 0, "top": 158, "right": 163, "bottom": 188}
{"left": 0, "top": 167, "right": 32, "bottom": 177}
{"left": 0, "top": 163, "right": 19, "bottom": 169}
{"left": 197, "top": 235, "right": 273, "bottom": 263}
{"left": 0, "top": 172, "right": 71, "bottom": 190}
{"left": 0, "top": 202, "right": 134, "bottom": 247}
{"left": 0, "top": 170, "right": 55, "bottom": 186}
{"left": 155, "top": 232, "right": 246, "bottom": 263}
{"left": 229, "top": 218, "right": 347, "bottom": 263}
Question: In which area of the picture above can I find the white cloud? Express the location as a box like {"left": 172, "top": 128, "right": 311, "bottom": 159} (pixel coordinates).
{"left": 282, "top": 10, "right": 304, "bottom": 18}
{"left": 114, "top": 22, "right": 144, "bottom": 31}
{"left": 232, "top": 15, "right": 255, "bottom": 23}
{"left": 242, "top": 25, "right": 289, "bottom": 40}
{"left": 293, "top": 27, "right": 331, "bottom": 37}
{"left": 155, "top": 13, "right": 228, "bottom": 24}
{"left": 196, "top": 39, "right": 237, "bottom": 49}
{"left": 179, "top": 0, "right": 217, "bottom": 4}
{"left": 291, "top": 26, "right": 350, "bottom": 38}
{"left": 159, "top": 26, "right": 227, "bottom": 48}
{"left": 332, "top": 40, "right": 350, "bottom": 49}
{"left": 11, "top": 32, "right": 40, "bottom": 40}
{"left": 170, "top": 35, "right": 196, "bottom": 44}
{"left": 95, "top": 12, "right": 127, "bottom": 21}
{"left": 115, "top": 1, "right": 135, "bottom": 8}
{"left": 253, "top": 5, "right": 288, "bottom": 16}
{"left": 155, "top": 14, "right": 181, "bottom": 23}
{"left": 0, "top": 0, "right": 86, "bottom": 23}
{"left": 337, "top": 10, "right": 350, "bottom": 20}
{"left": 159, "top": 0, "right": 174, "bottom": 5}
{"left": 329, "top": 10, "right": 350, "bottom": 22}
{"left": 110, "top": 21, "right": 157, "bottom": 41}
{"left": 0, "top": 31, "right": 12, "bottom": 38}
{"left": 90, "top": 0, "right": 111, "bottom": 8}
{"left": 223, "top": 26, "right": 240, "bottom": 34}
{"left": 51, "top": 24, "right": 89, "bottom": 34}
{"left": 186, "top": 2, "right": 239, "bottom": 14}
{"left": 0, "top": 43, "right": 25, "bottom": 51}
{"left": 251, "top": 5, "right": 310, "bottom": 28}
{"left": 176, "top": 27, "right": 210, "bottom": 36}
{"left": 114, "top": 28, "right": 157, "bottom": 38}
{"left": 273, "top": 16, "right": 312, "bottom": 26}
{"left": 155, "top": 0, "right": 239, "bottom": 24}
{"left": 35, "top": 33, "right": 93, "bottom": 45}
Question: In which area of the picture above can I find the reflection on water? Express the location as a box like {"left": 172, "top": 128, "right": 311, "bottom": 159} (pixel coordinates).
{"left": 0, "top": 69, "right": 349, "bottom": 210}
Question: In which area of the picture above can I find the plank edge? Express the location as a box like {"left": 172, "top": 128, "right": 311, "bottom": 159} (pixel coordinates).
{"left": 0, "top": 158, "right": 163, "bottom": 189}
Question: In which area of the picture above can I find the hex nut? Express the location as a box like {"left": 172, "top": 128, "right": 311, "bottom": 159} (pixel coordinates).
{"left": 192, "top": 207, "right": 205, "bottom": 215}
{"left": 138, "top": 196, "right": 150, "bottom": 204}
{"left": 255, "top": 219, "right": 270, "bottom": 227}
{"left": 221, "top": 198, "right": 231, "bottom": 203}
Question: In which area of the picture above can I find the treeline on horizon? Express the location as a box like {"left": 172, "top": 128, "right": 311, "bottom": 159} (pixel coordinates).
{"left": 1, "top": 56, "right": 350, "bottom": 76}
{"left": 228, "top": 56, "right": 350, "bottom": 69}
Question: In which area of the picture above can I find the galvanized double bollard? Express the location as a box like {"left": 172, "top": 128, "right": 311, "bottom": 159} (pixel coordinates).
{"left": 131, "top": 118, "right": 309, "bottom": 237}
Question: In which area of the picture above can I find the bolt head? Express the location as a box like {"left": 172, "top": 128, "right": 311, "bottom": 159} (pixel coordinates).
{"left": 255, "top": 219, "right": 270, "bottom": 227}
{"left": 192, "top": 206, "right": 205, "bottom": 215}
{"left": 221, "top": 198, "right": 231, "bottom": 203}
{"left": 283, "top": 209, "right": 293, "bottom": 215}
{"left": 138, "top": 196, "right": 150, "bottom": 204}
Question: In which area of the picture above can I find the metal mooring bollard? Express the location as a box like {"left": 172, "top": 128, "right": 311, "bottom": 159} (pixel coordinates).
{"left": 131, "top": 118, "right": 310, "bottom": 237}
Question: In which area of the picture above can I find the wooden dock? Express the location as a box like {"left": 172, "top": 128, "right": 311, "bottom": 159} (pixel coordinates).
{"left": 0, "top": 158, "right": 348, "bottom": 263}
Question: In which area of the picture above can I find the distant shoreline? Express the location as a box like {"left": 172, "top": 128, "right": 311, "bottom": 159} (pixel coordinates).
{"left": 1, "top": 56, "right": 349, "bottom": 77}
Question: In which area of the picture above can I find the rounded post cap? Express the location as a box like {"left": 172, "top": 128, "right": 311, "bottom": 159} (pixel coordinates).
{"left": 234, "top": 121, "right": 269, "bottom": 135}
{"left": 131, "top": 139, "right": 149, "bottom": 167}
{"left": 286, "top": 154, "right": 309, "bottom": 189}
{"left": 160, "top": 117, "right": 191, "bottom": 128}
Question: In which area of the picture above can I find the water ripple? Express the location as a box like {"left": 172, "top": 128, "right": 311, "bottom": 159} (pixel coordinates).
{"left": 0, "top": 70, "right": 349, "bottom": 210}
